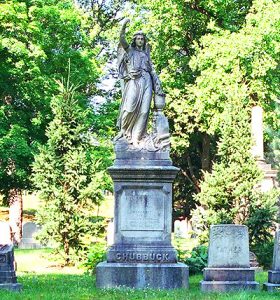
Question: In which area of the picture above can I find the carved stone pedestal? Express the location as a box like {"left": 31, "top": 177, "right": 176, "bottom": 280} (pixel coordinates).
{"left": 0, "top": 245, "right": 22, "bottom": 292}
{"left": 96, "top": 149, "right": 189, "bottom": 289}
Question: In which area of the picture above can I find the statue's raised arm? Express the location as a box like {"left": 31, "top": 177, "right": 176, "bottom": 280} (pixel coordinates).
{"left": 119, "top": 18, "right": 130, "bottom": 51}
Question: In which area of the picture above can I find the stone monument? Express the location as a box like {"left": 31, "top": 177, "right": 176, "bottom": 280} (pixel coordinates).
{"left": 96, "top": 19, "right": 189, "bottom": 289}
{"left": 251, "top": 106, "right": 278, "bottom": 192}
{"left": 201, "top": 224, "right": 259, "bottom": 292}
{"left": 0, "top": 244, "right": 22, "bottom": 291}
{"left": 19, "top": 222, "right": 42, "bottom": 249}
{"left": 264, "top": 230, "right": 280, "bottom": 292}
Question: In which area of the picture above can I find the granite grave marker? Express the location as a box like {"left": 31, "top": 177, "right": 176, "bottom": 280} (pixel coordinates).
{"left": 19, "top": 222, "right": 42, "bottom": 249}
{"left": 201, "top": 224, "right": 259, "bottom": 292}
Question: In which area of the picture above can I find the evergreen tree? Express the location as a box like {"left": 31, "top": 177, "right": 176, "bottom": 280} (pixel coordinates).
{"left": 32, "top": 73, "right": 108, "bottom": 264}
{"left": 195, "top": 101, "right": 262, "bottom": 226}
{"left": 0, "top": 0, "right": 101, "bottom": 243}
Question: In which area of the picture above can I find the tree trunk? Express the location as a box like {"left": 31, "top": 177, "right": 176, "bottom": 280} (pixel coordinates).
{"left": 9, "top": 189, "right": 23, "bottom": 245}
{"left": 201, "top": 133, "right": 211, "bottom": 171}
{"left": 64, "top": 238, "right": 70, "bottom": 265}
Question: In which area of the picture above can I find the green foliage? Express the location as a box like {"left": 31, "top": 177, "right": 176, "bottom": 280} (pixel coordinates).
{"left": 175, "top": 240, "right": 208, "bottom": 275}
{"left": 0, "top": 0, "right": 101, "bottom": 201}
{"left": 83, "top": 242, "right": 107, "bottom": 273}
{"left": 132, "top": 0, "right": 280, "bottom": 220}
{"left": 196, "top": 102, "right": 262, "bottom": 224}
{"left": 185, "top": 245, "right": 208, "bottom": 275}
{"left": 246, "top": 190, "right": 279, "bottom": 268}
{"left": 32, "top": 75, "right": 110, "bottom": 264}
{"left": 0, "top": 266, "right": 276, "bottom": 300}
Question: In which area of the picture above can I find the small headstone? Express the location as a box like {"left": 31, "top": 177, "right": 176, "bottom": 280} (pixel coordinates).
{"left": 264, "top": 230, "right": 280, "bottom": 292}
{"left": 201, "top": 224, "right": 259, "bottom": 292}
{"left": 174, "top": 220, "right": 182, "bottom": 238}
{"left": 0, "top": 244, "right": 22, "bottom": 291}
{"left": 19, "top": 222, "right": 42, "bottom": 249}
{"left": 0, "top": 222, "right": 12, "bottom": 245}
{"left": 174, "top": 219, "right": 188, "bottom": 239}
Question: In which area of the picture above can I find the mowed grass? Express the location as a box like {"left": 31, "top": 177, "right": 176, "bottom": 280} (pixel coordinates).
{"left": 0, "top": 249, "right": 279, "bottom": 300}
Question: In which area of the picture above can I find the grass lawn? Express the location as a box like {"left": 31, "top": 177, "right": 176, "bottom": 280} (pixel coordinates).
{"left": 0, "top": 249, "right": 279, "bottom": 300}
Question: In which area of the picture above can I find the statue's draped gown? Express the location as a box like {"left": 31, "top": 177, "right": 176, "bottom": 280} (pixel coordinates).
{"left": 117, "top": 47, "right": 153, "bottom": 144}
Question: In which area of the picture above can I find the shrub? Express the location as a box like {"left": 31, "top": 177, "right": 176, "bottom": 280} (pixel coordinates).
{"left": 83, "top": 242, "right": 107, "bottom": 273}
{"left": 185, "top": 245, "right": 208, "bottom": 275}
{"left": 175, "top": 242, "right": 208, "bottom": 275}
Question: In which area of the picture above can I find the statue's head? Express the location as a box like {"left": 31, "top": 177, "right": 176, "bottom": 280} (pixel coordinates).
{"left": 132, "top": 31, "right": 146, "bottom": 50}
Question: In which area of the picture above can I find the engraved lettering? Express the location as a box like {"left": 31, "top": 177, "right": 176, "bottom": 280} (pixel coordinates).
{"left": 143, "top": 254, "right": 148, "bottom": 261}
{"left": 163, "top": 253, "right": 169, "bottom": 261}
{"left": 114, "top": 252, "right": 171, "bottom": 262}
{"left": 156, "top": 254, "right": 162, "bottom": 260}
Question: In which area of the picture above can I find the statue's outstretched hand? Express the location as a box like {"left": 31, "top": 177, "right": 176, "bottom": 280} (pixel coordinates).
{"left": 122, "top": 18, "right": 130, "bottom": 28}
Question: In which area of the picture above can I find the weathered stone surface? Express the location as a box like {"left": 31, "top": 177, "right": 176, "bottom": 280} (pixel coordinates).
{"left": 203, "top": 268, "right": 255, "bottom": 281}
{"left": 0, "top": 245, "right": 22, "bottom": 292}
{"left": 0, "top": 222, "right": 12, "bottom": 245}
{"left": 201, "top": 281, "right": 259, "bottom": 292}
{"left": 19, "top": 222, "right": 42, "bottom": 249}
{"left": 96, "top": 150, "right": 189, "bottom": 289}
{"left": 268, "top": 270, "right": 280, "bottom": 284}
{"left": 263, "top": 230, "right": 280, "bottom": 291}
{"left": 208, "top": 224, "right": 250, "bottom": 268}
{"left": 201, "top": 224, "right": 259, "bottom": 292}
{"left": 263, "top": 282, "right": 280, "bottom": 292}
{"left": 96, "top": 262, "right": 189, "bottom": 289}
{"left": 272, "top": 230, "right": 280, "bottom": 271}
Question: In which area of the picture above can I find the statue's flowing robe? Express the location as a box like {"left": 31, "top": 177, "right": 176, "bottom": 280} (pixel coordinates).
{"left": 117, "top": 46, "right": 153, "bottom": 144}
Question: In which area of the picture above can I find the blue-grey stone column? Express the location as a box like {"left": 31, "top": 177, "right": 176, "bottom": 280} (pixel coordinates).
{"left": 264, "top": 230, "right": 280, "bottom": 292}
{"left": 96, "top": 150, "right": 189, "bottom": 289}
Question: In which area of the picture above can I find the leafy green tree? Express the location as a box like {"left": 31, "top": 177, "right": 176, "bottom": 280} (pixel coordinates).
{"left": 0, "top": 0, "right": 101, "bottom": 243}
{"left": 129, "top": 0, "right": 255, "bottom": 218}
{"left": 132, "top": 0, "right": 280, "bottom": 219}
{"left": 33, "top": 76, "right": 110, "bottom": 264}
{"left": 195, "top": 101, "right": 262, "bottom": 225}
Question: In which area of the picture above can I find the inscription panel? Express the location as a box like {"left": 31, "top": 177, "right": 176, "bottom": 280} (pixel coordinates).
{"left": 208, "top": 225, "right": 249, "bottom": 268}
{"left": 119, "top": 187, "right": 165, "bottom": 232}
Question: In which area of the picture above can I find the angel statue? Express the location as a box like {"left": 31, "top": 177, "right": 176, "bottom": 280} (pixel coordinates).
{"left": 115, "top": 18, "right": 167, "bottom": 149}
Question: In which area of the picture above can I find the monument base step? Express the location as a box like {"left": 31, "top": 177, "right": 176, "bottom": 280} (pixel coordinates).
{"left": 0, "top": 283, "right": 22, "bottom": 292}
{"left": 203, "top": 267, "right": 255, "bottom": 281}
{"left": 201, "top": 280, "right": 259, "bottom": 292}
{"left": 268, "top": 270, "right": 280, "bottom": 284}
{"left": 96, "top": 262, "right": 189, "bottom": 289}
{"left": 263, "top": 282, "right": 280, "bottom": 292}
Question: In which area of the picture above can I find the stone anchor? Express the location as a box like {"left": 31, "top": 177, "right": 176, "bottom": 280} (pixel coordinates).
{"left": 264, "top": 230, "right": 280, "bottom": 292}
{"left": 201, "top": 224, "right": 259, "bottom": 292}
{"left": 0, "top": 244, "right": 22, "bottom": 291}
